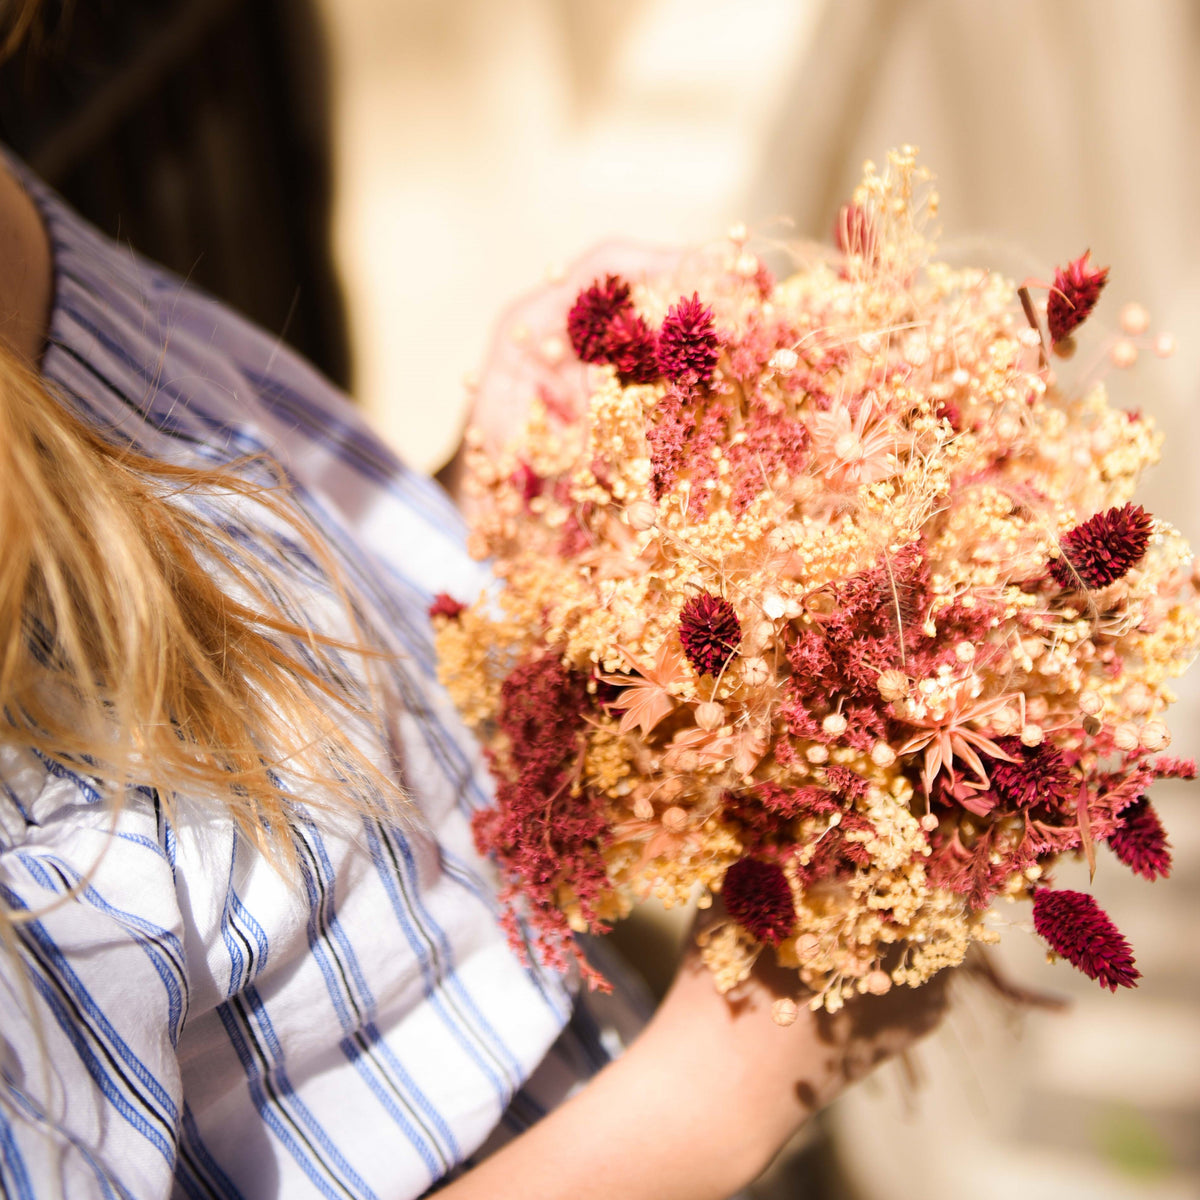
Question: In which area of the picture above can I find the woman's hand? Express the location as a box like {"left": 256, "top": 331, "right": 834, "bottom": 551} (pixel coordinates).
{"left": 440, "top": 932, "right": 951, "bottom": 1200}
{"left": 436, "top": 242, "right": 685, "bottom": 502}
{"left": 643, "top": 928, "right": 951, "bottom": 1183}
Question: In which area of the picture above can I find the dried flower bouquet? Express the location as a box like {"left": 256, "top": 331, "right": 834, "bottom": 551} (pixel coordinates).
{"left": 433, "top": 149, "right": 1199, "bottom": 1017}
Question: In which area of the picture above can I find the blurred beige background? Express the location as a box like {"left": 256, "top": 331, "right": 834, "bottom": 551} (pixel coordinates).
{"left": 316, "top": 2, "right": 1200, "bottom": 1197}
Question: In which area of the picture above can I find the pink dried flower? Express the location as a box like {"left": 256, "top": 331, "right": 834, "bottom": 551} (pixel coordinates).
{"left": 428, "top": 593, "right": 465, "bottom": 620}
{"left": 722, "top": 857, "right": 795, "bottom": 946}
{"left": 985, "top": 737, "right": 1075, "bottom": 810}
{"left": 646, "top": 386, "right": 695, "bottom": 499}
{"left": 1049, "top": 503, "right": 1153, "bottom": 590}
{"left": 568, "top": 274, "right": 632, "bottom": 362}
{"left": 1046, "top": 251, "right": 1109, "bottom": 344}
{"left": 832, "top": 203, "right": 876, "bottom": 259}
{"left": 511, "top": 461, "right": 544, "bottom": 502}
{"left": 928, "top": 824, "right": 1032, "bottom": 912}
{"left": 726, "top": 409, "right": 809, "bottom": 513}
{"left": 795, "top": 812, "right": 874, "bottom": 888}
{"left": 603, "top": 309, "right": 660, "bottom": 384}
{"left": 754, "top": 783, "right": 838, "bottom": 819}
{"left": 1032, "top": 889, "right": 1140, "bottom": 991}
{"left": 473, "top": 655, "right": 612, "bottom": 975}
{"left": 823, "top": 764, "right": 870, "bottom": 803}
{"left": 1149, "top": 756, "right": 1196, "bottom": 781}
{"left": 1109, "top": 796, "right": 1172, "bottom": 880}
{"left": 678, "top": 592, "right": 740, "bottom": 677}
{"left": 657, "top": 293, "right": 720, "bottom": 388}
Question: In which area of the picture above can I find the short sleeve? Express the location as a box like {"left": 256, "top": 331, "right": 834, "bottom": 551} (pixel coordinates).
{"left": 1, "top": 748, "right": 187, "bottom": 1199}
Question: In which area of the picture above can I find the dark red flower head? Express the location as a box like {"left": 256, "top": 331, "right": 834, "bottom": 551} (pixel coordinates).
{"left": 985, "top": 737, "right": 1074, "bottom": 810}
{"left": 722, "top": 857, "right": 795, "bottom": 946}
{"left": 678, "top": 592, "right": 741, "bottom": 677}
{"left": 1108, "top": 795, "right": 1172, "bottom": 881}
{"left": 1032, "top": 888, "right": 1140, "bottom": 991}
{"left": 657, "top": 293, "right": 720, "bottom": 389}
{"left": 1049, "top": 503, "right": 1153, "bottom": 590}
{"left": 428, "top": 593, "right": 465, "bottom": 620}
{"left": 1046, "top": 251, "right": 1109, "bottom": 344}
{"left": 603, "top": 309, "right": 660, "bottom": 384}
{"left": 568, "top": 274, "right": 632, "bottom": 363}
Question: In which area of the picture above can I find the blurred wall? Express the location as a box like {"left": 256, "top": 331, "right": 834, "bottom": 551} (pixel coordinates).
{"left": 318, "top": 0, "right": 818, "bottom": 471}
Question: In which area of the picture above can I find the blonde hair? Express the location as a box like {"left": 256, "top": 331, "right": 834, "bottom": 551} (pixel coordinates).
{"left": 0, "top": 345, "right": 403, "bottom": 883}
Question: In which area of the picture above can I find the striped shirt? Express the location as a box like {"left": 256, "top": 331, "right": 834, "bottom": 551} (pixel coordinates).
{"left": 0, "top": 164, "right": 636, "bottom": 1199}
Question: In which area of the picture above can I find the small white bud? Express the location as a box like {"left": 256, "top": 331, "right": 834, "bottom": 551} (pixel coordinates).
{"left": 1110, "top": 339, "right": 1138, "bottom": 369}
{"left": 876, "top": 669, "right": 909, "bottom": 702}
{"left": 1113, "top": 722, "right": 1140, "bottom": 752}
{"left": 865, "top": 969, "right": 892, "bottom": 995}
{"left": 695, "top": 701, "right": 725, "bottom": 731}
{"left": 1020, "top": 723, "right": 1044, "bottom": 747}
{"left": 870, "top": 741, "right": 897, "bottom": 768}
{"left": 734, "top": 252, "right": 759, "bottom": 278}
{"left": 822, "top": 712, "right": 848, "bottom": 737}
{"left": 991, "top": 706, "right": 1022, "bottom": 737}
{"left": 741, "top": 657, "right": 771, "bottom": 687}
{"left": 1139, "top": 720, "right": 1170, "bottom": 751}
{"left": 1119, "top": 303, "right": 1150, "bottom": 336}
{"left": 662, "top": 806, "right": 689, "bottom": 832}
{"left": 624, "top": 500, "right": 657, "bottom": 531}
{"left": 771, "top": 997, "right": 799, "bottom": 1027}
{"left": 762, "top": 591, "right": 787, "bottom": 620}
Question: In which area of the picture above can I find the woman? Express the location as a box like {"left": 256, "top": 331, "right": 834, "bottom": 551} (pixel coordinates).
{"left": 0, "top": 76, "right": 946, "bottom": 1200}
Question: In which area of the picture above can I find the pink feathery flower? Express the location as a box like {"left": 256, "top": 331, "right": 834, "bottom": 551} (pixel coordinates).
{"left": 657, "top": 293, "right": 720, "bottom": 388}
{"left": 428, "top": 593, "right": 465, "bottom": 620}
{"left": 1046, "top": 251, "right": 1109, "bottom": 344}
{"left": 986, "top": 737, "right": 1074, "bottom": 809}
{"left": 678, "top": 592, "right": 741, "bottom": 677}
{"left": 722, "top": 857, "right": 795, "bottom": 946}
{"left": 1032, "top": 889, "right": 1140, "bottom": 991}
{"left": 1149, "top": 755, "right": 1197, "bottom": 781}
{"left": 1049, "top": 503, "right": 1153, "bottom": 590}
{"left": 1109, "top": 795, "right": 1172, "bottom": 880}
{"left": 567, "top": 274, "right": 632, "bottom": 363}
{"left": 603, "top": 309, "right": 660, "bottom": 384}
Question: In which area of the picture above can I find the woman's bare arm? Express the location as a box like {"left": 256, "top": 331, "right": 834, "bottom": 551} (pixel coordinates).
{"left": 441, "top": 949, "right": 949, "bottom": 1200}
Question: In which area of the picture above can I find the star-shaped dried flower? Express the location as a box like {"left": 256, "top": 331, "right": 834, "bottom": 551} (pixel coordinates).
{"left": 657, "top": 293, "right": 720, "bottom": 388}
{"left": 722, "top": 857, "right": 795, "bottom": 946}
{"left": 1032, "top": 888, "right": 1140, "bottom": 991}
{"left": 1046, "top": 251, "right": 1109, "bottom": 344}
{"left": 1049, "top": 503, "right": 1153, "bottom": 590}
{"left": 568, "top": 274, "right": 632, "bottom": 363}
{"left": 898, "top": 690, "right": 1017, "bottom": 799}
{"left": 678, "top": 592, "right": 741, "bottom": 677}
{"left": 1108, "top": 795, "right": 1172, "bottom": 880}
{"left": 597, "top": 640, "right": 689, "bottom": 736}
{"left": 604, "top": 309, "right": 660, "bottom": 384}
